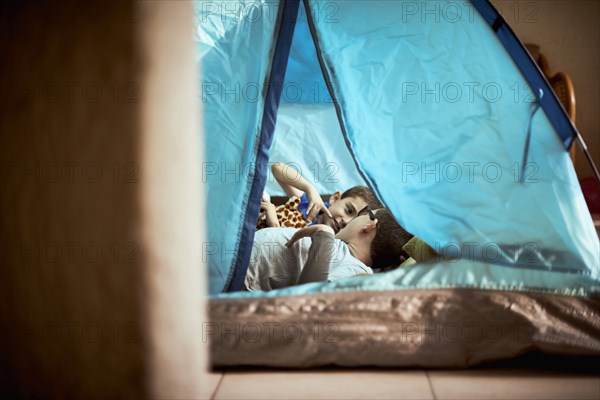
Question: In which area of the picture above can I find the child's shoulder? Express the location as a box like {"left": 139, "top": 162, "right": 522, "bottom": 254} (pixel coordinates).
{"left": 254, "top": 226, "right": 298, "bottom": 241}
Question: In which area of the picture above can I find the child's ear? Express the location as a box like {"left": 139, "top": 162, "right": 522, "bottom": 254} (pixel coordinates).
{"left": 328, "top": 191, "right": 342, "bottom": 204}
{"left": 360, "top": 220, "right": 378, "bottom": 234}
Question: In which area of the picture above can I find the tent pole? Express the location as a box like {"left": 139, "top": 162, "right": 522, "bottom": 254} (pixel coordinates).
{"left": 576, "top": 133, "right": 600, "bottom": 184}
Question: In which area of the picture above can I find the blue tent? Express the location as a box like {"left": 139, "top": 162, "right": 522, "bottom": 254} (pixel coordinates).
{"left": 196, "top": 0, "right": 600, "bottom": 367}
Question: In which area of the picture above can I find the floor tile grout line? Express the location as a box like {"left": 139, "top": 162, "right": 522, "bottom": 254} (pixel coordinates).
{"left": 210, "top": 372, "right": 226, "bottom": 400}
{"left": 425, "top": 370, "right": 438, "bottom": 400}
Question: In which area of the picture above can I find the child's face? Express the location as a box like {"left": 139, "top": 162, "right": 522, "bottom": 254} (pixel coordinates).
{"left": 335, "top": 208, "right": 379, "bottom": 242}
{"left": 318, "top": 193, "right": 368, "bottom": 234}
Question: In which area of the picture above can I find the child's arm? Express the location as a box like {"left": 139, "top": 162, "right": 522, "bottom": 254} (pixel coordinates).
{"left": 286, "top": 225, "right": 335, "bottom": 284}
{"left": 271, "top": 162, "right": 305, "bottom": 198}
{"left": 271, "top": 162, "right": 331, "bottom": 221}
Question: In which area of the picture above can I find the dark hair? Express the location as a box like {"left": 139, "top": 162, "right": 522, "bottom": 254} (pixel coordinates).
{"left": 369, "top": 208, "right": 413, "bottom": 270}
{"left": 341, "top": 186, "right": 383, "bottom": 210}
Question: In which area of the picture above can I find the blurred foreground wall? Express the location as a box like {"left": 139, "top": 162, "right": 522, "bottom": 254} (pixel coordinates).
{"left": 0, "top": 1, "right": 207, "bottom": 397}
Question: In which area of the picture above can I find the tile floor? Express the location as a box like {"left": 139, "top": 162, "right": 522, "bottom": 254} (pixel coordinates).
{"left": 200, "top": 369, "right": 599, "bottom": 400}
{"left": 201, "top": 359, "right": 599, "bottom": 400}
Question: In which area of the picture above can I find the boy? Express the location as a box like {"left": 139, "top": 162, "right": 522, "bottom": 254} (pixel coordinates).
{"left": 245, "top": 207, "right": 413, "bottom": 291}
{"left": 258, "top": 161, "right": 383, "bottom": 233}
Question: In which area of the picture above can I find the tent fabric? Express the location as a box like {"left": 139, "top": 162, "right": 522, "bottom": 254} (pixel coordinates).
{"left": 227, "top": 0, "right": 301, "bottom": 292}
{"left": 265, "top": 1, "right": 366, "bottom": 197}
{"left": 280, "top": 0, "right": 329, "bottom": 105}
{"left": 196, "top": 0, "right": 600, "bottom": 366}
{"left": 196, "top": 0, "right": 299, "bottom": 293}
{"left": 302, "top": 0, "right": 599, "bottom": 283}
{"left": 265, "top": 103, "right": 366, "bottom": 197}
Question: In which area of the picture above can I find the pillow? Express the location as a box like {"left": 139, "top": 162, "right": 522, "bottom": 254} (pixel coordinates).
{"left": 399, "top": 236, "right": 438, "bottom": 267}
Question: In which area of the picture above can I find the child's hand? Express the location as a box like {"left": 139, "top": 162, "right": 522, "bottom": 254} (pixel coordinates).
{"left": 260, "top": 201, "right": 280, "bottom": 227}
{"left": 305, "top": 188, "right": 332, "bottom": 222}
{"left": 285, "top": 224, "right": 334, "bottom": 247}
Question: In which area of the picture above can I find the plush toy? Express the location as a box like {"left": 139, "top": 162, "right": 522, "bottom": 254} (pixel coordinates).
{"left": 257, "top": 195, "right": 308, "bottom": 230}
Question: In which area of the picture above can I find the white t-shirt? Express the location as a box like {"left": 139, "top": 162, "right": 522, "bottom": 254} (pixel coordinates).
{"left": 244, "top": 227, "right": 372, "bottom": 291}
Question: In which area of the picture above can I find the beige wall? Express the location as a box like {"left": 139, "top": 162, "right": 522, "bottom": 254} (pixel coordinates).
{"left": 492, "top": 0, "right": 600, "bottom": 178}
{"left": 0, "top": 1, "right": 207, "bottom": 398}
